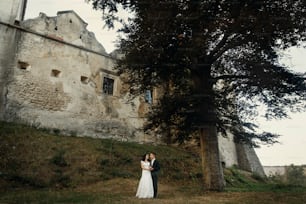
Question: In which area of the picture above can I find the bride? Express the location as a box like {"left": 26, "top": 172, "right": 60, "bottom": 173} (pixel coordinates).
{"left": 136, "top": 153, "right": 154, "bottom": 198}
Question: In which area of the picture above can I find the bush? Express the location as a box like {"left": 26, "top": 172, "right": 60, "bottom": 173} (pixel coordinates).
{"left": 51, "top": 169, "right": 72, "bottom": 188}
{"left": 286, "top": 164, "right": 306, "bottom": 186}
{"left": 1, "top": 174, "right": 47, "bottom": 188}
{"left": 50, "top": 150, "right": 68, "bottom": 167}
{"left": 251, "top": 173, "right": 266, "bottom": 182}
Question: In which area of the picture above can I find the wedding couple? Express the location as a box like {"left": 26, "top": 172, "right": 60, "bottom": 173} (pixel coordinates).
{"left": 136, "top": 152, "right": 160, "bottom": 199}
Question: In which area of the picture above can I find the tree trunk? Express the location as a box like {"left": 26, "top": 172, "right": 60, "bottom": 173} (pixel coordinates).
{"left": 191, "top": 55, "right": 225, "bottom": 191}
{"left": 199, "top": 126, "right": 225, "bottom": 191}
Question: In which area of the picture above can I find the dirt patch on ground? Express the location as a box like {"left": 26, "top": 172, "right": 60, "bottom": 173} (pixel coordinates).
{"left": 76, "top": 178, "right": 177, "bottom": 195}
{"left": 74, "top": 178, "right": 306, "bottom": 204}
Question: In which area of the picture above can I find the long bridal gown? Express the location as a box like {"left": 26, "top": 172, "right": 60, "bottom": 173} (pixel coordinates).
{"left": 136, "top": 160, "right": 154, "bottom": 198}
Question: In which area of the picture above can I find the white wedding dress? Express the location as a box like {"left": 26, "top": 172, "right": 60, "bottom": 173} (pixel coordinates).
{"left": 136, "top": 161, "right": 154, "bottom": 198}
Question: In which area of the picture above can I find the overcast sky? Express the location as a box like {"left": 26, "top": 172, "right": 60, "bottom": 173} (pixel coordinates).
{"left": 24, "top": 0, "right": 306, "bottom": 166}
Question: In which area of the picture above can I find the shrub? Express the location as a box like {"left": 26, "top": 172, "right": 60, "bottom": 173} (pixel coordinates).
{"left": 286, "top": 164, "right": 306, "bottom": 186}
{"left": 50, "top": 150, "right": 68, "bottom": 167}
{"left": 51, "top": 169, "right": 71, "bottom": 188}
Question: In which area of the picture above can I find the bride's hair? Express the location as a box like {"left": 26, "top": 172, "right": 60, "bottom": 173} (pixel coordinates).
{"left": 141, "top": 153, "right": 149, "bottom": 161}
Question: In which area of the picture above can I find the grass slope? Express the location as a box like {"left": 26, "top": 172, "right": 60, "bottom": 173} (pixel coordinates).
{"left": 1, "top": 121, "right": 306, "bottom": 203}
{"left": 0, "top": 121, "right": 202, "bottom": 189}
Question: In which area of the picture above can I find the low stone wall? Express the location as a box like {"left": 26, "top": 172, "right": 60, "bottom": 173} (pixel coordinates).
{"left": 263, "top": 166, "right": 286, "bottom": 177}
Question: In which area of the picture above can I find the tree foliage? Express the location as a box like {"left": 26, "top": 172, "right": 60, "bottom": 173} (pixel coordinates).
{"left": 89, "top": 0, "right": 306, "bottom": 146}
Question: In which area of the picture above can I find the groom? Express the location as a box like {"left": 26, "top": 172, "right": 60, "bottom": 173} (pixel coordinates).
{"left": 149, "top": 152, "right": 160, "bottom": 198}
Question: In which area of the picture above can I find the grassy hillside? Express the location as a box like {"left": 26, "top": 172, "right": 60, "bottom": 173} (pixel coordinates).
{"left": 1, "top": 121, "right": 306, "bottom": 203}
{"left": 0, "top": 121, "right": 202, "bottom": 189}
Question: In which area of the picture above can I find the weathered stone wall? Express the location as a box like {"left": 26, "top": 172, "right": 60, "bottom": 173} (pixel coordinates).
{"left": 0, "top": 0, "right": 23, "bottom": 23}
{"left": 3, "top": 11, "right": 150, "bottom": 142}
{"left": 236, "top": 143, "right": 265, "bottom": 177}
{"left": 0, "top": 0, "right": 24, "bottom": 119}
{"left": 263, "top": 166, "right": 286, "bottom": 176}
{"left": 218, "top": 132, "right": 238, "bottom": 167}
{"left": 218, "top": 132, "right": 265, "bottom": 177}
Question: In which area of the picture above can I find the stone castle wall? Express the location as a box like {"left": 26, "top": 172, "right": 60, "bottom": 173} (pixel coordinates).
{"left": 0, "top": 0, "right": 24, "bottom": 120}
{"left": 218, "top": 131, "right": 239, "bottom": 167}
{"left": 0, "top": 2, "right": 264, "bottom": 175}
{"left": 1, "top": 9, "right": 152, "bottom": 142}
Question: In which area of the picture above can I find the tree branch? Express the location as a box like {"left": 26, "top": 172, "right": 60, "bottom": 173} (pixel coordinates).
{"left": 210, "top": 34, "right": 246, "bottom": 62}
{"left": 208, "top": 31, "right": 231, "bottom": 59}
{"left": 213, "top": 74, "right": 252, "bottom": 81}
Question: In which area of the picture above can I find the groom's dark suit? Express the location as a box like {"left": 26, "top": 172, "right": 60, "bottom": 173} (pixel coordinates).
{"left": 151, "top": 159, "right": 160, "bottom": 198}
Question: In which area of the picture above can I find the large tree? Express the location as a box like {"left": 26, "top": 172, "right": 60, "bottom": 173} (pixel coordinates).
{"left": 89, "top": 0, "right": 306, "bottom": 190}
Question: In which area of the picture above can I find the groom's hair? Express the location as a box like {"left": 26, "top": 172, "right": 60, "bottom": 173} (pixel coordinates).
{"left": 150, "top": 152, "right": 156, "bottom": 156}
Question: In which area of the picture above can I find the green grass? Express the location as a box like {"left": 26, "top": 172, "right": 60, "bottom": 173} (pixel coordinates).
{"left": 1, "top": 121, "right": 306, "bottom": 203}
{"left": 224, "top": 167, "right": 306, "bottom": 192}
{"left": 0, "top": 190, "right": 124, "bottom": 204}
{"left": 1, "top": 189, "right": 306, "bottom": 204}
{"left": 0, "top": 121, "right": 202, "bottom": 189}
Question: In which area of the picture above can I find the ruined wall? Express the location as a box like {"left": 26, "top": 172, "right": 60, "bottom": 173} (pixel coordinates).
{"left": 218, "top": 132, "right": 238, "bottom": 167}
{"left": 218, "top": 132, "right": 265, "bottom": 177}
{"left": 3, "top": 11, "right": 151, "bottom": 142}
{"left": 0, "top": 0, "right": 24, "bottom": 119}
{"left": 263, "top": 166, "right": 286, "bottom": 177}
{"left": 1, "top": 8, "right": 265, "bottom": 175}
{"left": 236, "top": 143, "right": 266, "bottom": 177}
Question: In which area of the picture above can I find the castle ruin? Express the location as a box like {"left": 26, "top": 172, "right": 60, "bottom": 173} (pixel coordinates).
{"left": 0, "top": 0, "right": 265, "bottom": 176}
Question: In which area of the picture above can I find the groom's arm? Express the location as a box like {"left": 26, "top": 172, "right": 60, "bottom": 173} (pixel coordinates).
{"left": 153, "top": 160, "right": 160, "bottom": 172}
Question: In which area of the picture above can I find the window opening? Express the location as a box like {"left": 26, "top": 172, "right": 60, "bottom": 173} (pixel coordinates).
{"left": 145, "top": 90, "right": 152, "bottom": 104}
{"left": 81, "top": 76, "right": 89, "bottom": 84}
{"left": 51, "top": 69, "right": 61, "bottom": 77}
{"left": 103, "top": 77, "right": 114, "bottom": 95}
{"left": 18, "top": 60, "right": 30, "bottom": 70}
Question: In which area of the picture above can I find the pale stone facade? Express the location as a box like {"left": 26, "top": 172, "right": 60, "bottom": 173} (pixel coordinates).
{"left": 0, "top": 6, "right": 152, "bottom": 142}
{"left": 0, "top": 0, "right": 265, "bottom": 176}
{"left": 0, "top": 0, "right": 26, "bottom": 121}
{"left": 218, "top": 132, "right": 239, "bottom": 167}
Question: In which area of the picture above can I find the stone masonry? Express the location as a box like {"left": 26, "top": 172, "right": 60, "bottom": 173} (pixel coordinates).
{"left": 1, "top": 9, "right": 150, "bottom": 142}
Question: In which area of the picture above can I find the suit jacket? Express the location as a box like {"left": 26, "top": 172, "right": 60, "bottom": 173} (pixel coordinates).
{"left": 151, "top": 159, "right": 160, "bottom": 174}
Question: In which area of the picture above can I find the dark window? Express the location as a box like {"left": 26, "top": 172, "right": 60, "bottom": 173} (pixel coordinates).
{"left": 145, "top": 90, "right": 152, "bottom": 104}
{"left": 103, "top": 77, "right": 114, "bottom": 95}
{"left": 51, "top": 69, "right": 61, "bottom": 77}
{"left": 81, "top": 76, "right": 89, "bottom": 84}
{"left": 18, "top": 60, "right": 30, "bottom": 70}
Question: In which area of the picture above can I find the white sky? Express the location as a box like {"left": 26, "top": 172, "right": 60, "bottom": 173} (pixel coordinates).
{"left": 24, "top": 0, "right": 306, "bottom": 166}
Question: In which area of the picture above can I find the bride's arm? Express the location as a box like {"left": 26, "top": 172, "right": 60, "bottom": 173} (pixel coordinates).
{"left": 140, "top": 161, "right": 150, "bottom": 170}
